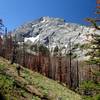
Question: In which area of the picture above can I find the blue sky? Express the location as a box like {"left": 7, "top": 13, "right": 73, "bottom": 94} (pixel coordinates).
{"left": 0, "top": 0, "right": 96, "bottom": 31}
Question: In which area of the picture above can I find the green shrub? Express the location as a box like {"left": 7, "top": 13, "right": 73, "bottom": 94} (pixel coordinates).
{"left": 80, "top": 80, "right": 95, "bottom": 90}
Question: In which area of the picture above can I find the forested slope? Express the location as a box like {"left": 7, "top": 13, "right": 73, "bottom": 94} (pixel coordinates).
{"left": 0, "top": 57, "right": 81, "bottom": 100}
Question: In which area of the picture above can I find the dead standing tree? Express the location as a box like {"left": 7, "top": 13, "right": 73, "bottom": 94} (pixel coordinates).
{"left": 11, "top": 38, "right": 18, "bottom": 64}
{"left": 57, "top": 41, "right": 63, "bottom": 82}
{"left": 66, "top": 33, "right": 81, "bottom": 89}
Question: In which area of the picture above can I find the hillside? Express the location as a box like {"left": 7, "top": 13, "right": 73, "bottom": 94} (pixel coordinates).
{"left": 0, "top": 57, "right": 82, "bottom": 100}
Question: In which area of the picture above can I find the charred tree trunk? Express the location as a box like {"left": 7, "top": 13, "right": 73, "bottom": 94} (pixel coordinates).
{"left": 76, "top": 60, "right": 79, "bottom": 88}
{"left": 58, "top": 53, "right": 62, "bottom": 82}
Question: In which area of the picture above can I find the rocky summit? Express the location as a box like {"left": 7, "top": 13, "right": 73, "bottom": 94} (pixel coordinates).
{"left": 13, "top": 16, "right": 100, "bottom": 59}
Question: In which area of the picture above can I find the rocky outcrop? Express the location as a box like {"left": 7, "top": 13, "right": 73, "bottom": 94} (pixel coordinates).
{"left": 13, "top": 16, "right": 100, "bottom": 59}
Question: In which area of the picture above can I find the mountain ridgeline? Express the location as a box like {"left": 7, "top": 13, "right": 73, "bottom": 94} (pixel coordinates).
{"left": 13, "top": 16, "right": 100, "bottom": 58}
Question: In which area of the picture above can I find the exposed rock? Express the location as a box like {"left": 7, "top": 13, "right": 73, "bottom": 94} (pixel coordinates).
{"left": 13, "top": 16, "right": 100, "bottom": 59}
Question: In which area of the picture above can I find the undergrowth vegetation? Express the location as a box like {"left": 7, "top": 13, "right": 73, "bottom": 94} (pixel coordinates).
{"left": 0, "top": 57, "right": 81, "bottom": 100}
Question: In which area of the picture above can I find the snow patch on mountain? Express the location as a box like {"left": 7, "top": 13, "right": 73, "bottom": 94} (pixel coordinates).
{"left": 24, "top": 35, "right": 39, "bottom": 43}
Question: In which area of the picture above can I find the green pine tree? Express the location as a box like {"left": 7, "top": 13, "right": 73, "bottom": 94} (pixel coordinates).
{"left": 85, "top": 33, "right": 100, "bottom": 65}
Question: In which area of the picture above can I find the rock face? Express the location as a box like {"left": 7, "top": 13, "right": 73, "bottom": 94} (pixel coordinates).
{"left": 13, "top": 16, "right": 100, "bottom": 58}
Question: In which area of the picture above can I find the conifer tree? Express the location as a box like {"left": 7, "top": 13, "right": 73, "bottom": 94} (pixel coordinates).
{"left": 85, "top": 34, "right": 100, "bottom": 65}
{"left": 85, "top": 0, "right": 100, "bottom": 66}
